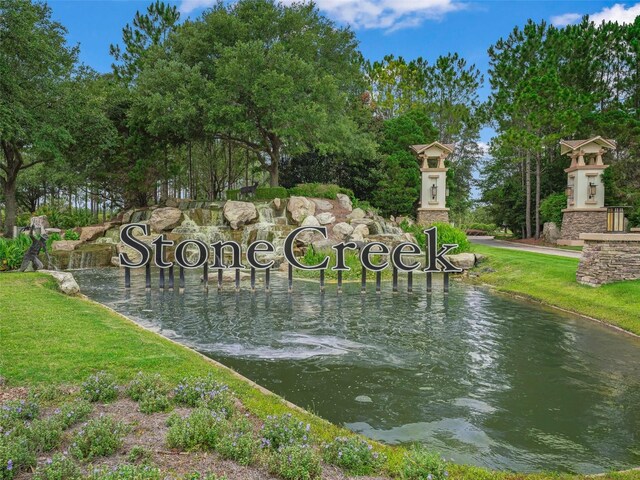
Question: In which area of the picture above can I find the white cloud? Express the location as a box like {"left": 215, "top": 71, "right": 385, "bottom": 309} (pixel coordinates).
{"left": 179, "top": 0, "right": 464, "bottom": 31}
{"left": 551, "top": 2, "right": 640, "bottom": 27}
{"left": 179, "top": 0, "right": 216, "bottom": 14}
{"left": 550, "top": 12, "right": 581, "bottom": 27}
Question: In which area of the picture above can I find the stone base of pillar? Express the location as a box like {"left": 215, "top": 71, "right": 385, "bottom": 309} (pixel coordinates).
{"left": 416, "top": 208, "right": 449, "bottom": 225}
{"left": 577, "top": 233, "right": 640, "bottom": 286}
{"left": 557, "top": 208, "right": 607, "bottom": 246}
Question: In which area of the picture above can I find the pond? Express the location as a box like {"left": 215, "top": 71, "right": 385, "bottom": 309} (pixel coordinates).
{"left": 75, "top": 268, "right": 640, "bottom": 474}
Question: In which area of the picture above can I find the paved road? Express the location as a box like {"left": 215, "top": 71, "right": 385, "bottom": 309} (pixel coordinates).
{"left": 470, "top": 236, "right": 583, "bottom": 259}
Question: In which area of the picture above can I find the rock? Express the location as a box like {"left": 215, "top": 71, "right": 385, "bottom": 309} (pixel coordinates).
{"left": 446, "top": 253, "right": 476, "bottom": 270}
{"left": 332, "top": 222, "right": 354, "bottom": 240}
{"left": 316, "top": 212, "right": 336, "bottom": 225}
{"left": 223, "top": 201, "right": 258, "bottom": 230}
{"left": 352, "top": 223, "right": 370, "bottom": 238}
{"left": 311, "top": 239, "right": 336, "bottom": 251}
{"left": 149, "top": 207, "right": 183, "bottom": 232}
{"left": 297, "top": 216, "right": 323, "bottom": 244}
{"left": 347, "top": 208, "right": 366, "bottom": 221}
{"left": 30, "top": 215, "right": 50, "bottom": 231}
{"left": 271, "top": 198, "right": 282, "bottom": 210}
{"left": 336, "top": 193, "right": 353, "bottom": 212}
{"left": 122, "top": 209, "right": 135, "bottom": 224}
{"left": 45, "top": 228, "right": 62, "bottom": 235}
{"left": 312, "top": 199, "right": 334, "bottom": 211}
{"left": 165, "top": 198, "right": 179, "bottom": 208}
{"left": 350, "top": 232, "right": 365, "bottom": 242}
{"left": 395, "top": 216, "right": 414, "bottom": 227}
{"left": 287, "top": 196, "right": 316, "bottom": 224}
{"left": 301, "top": 215, "right": 320, "bottom": 227}
{"left": 78, "top": 224, "right": 109, "bottom": 242}
{"left": 542, "top": 222, "right": 561, "bottom": 243}
{"left": 111, "top": 256, "right": 120, "bottom": 267}
{"left": 355, "top": 395, "right": 372, "bottom": 404}
{"left": 474, "top": 254, "right": 487, "bottom": 264}
{"left": 51, "top": 240, "right": 83, "bottom": 252}
{"left": 40, "top": 270, "right": 80, "bottom": 295}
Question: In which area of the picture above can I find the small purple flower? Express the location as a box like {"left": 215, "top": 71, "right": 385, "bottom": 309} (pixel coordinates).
{"left": 7, "top": 459, "right": 13, "bottom": 471}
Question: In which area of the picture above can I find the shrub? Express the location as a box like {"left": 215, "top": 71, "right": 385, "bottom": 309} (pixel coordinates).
{"left": 33, "top": 454, "right": 81, "bottom": 480}
{"left": 540, "top": 193, "right": 567, "bottom": 226}
{"left": 88, "top": 464, "right": 162, "bottom": 480}
{"left": 288, "top": 183, "right": 353, "bottom": 200}
{"left": 126, "top": 372, "right": 170, "bottom": 402}
{"left": 268, "top": 444, "right": 321, "bottom": 480}
{"left": 139, "top": 392, "right": 171, "bottom": 415}
{"left": 70, "top": 416, "right": 129, "bottom": 460}
{"left": 0, "top": 235, "right": 31, "bottom": 271}
{"left": 260, "top": 414, "right": 311, "bottom": 450}
{"left": 52, "top": 400, "right": 93, "bottom": 429}
{"left": 226, "top": 187, "right": 288, "bottom": 201}
{"left": 81, "top": 372, "right": 119, "bottom": 403}
{"left": 63, "top": 229, "right": 80, "bottom": 241}
{"left": 400, "top": 220, "right": 471, "bottom": 255}
{"left": 0, "top": 435, "right": 35, "bottom": 480}
{"left": 127, "top": 445, "right": 153, "bottom": 464}
{"left": 0, "top": 399, "right": 39, "bottom": 428}
{"left": 174, "top": 375, "right": 234, "bottom": 416}
{"left": 31, "top": 205, "right": 96, "bottom": 230}
{"left": 25, "top": 418, "right": 63, "bottom": 453}
{"left": 401, "top": 445, "right": 449, "bottom": 480}
{"left": 166, "top": 408, "right": 227, "bottom": 451}
{"left": 322, "top": 437, "right": 385, "bottom": 475}
{"left": 215, "top": 416, "right": 258, "bottom": 465}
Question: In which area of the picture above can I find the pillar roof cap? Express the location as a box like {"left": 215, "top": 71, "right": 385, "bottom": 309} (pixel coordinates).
{"left": 410, "top": 142, "right": 455, "bottom": 157}
{"left": 559, "top": 136, "right": 616, "bottom": 155}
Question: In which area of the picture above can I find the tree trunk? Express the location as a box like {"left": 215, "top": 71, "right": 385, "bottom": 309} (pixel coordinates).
{"left": 534, "top": 153, "right": 541, "bottom": 240}
{"left": 3, "top": 179, "right": 18, "bottom": 237}
{"left": 269, "top": 157, "right": 279, "bottom": 187}
{"left": 525, "top": 150, "right": 532, "bottom": 238}
{"left": 227, "top": 140, "right": 233, "bottom": 191}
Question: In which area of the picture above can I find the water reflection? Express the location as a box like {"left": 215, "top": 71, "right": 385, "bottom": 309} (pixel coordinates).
{"left": 75, "top": 268, "right": 640, "bottom": 474}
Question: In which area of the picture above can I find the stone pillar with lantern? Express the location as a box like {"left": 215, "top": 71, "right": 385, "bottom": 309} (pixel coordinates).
{"left": 557, "top": 137, "right": 615, "bottom": 246}
{"left": 410, "top": 142, "right": 454, "bottom": 225}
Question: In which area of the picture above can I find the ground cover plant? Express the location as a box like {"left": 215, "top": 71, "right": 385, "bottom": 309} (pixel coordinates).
{"left": 1, "top": 273, "right": 640, "bottom": 479}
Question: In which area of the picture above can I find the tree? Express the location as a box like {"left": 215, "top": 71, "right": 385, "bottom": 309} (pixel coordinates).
{"left": 0, "top": 0, "right": 78, "bottom": 235}
{"left": 170, "top": 0, "right": 371, "bottom": 187}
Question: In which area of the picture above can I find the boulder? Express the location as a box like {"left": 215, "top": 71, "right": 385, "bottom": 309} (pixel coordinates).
{"left": 149, "top": 207, "right": 183, "bottom": 232}
{"left": 332, "top": 222, "right": 354, "bottom": 240}
{"left": 347, "top": 208, "right": 366, "bottom": 221}
{"left": 271, "top": 198, "right": 282, "bottom": 210}
{"left": 312, "top": 199, "right": 334, "bottom": 211}
{"left": 51, "top": 240, "right": 83, "bottom": 252}
{"left": 297, "top": 216, "right": 323, "bottom": 244}
{"left": 352, "top": 223, "right": 370, "bottom": 238}
{"left": 445, "top": 253, "right": 476, "bottom": 270}
{"left": 40, "top": 270, "right": 80, "bottom": 295}
{"left": 336, "top": 193, "right": 353, "bottom": 212}
{"left": 350, "top": 231, "right": 365, "bottom": 242}
{"left": 287, "top": 196, "right": 316, "bottom": 224}
{"left": 45, "top": 228, "right": 62, "bottom": 235}
{"left": 316, "top": 212, "right": 336, "bottom": 225}
{"left": 542, "top": 222, "right": 561, "bottom": 243}
{"left": 78, "top": 224, "right": 109, "bottom": 242}
{"left": 223, "top": 201, "right": 258, "bottom": 230}
{"left": 30, "top": 215, "right": 50, "bottom": 231}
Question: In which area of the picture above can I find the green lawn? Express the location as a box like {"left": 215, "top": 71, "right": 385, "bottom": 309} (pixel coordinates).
{"left": 470, "top": 244, "right": 640, "bottom": 335}
{"left": 1, "top": 272, "right": 639, "bottom": 479}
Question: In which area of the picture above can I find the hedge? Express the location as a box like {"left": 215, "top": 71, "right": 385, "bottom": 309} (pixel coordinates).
{"left": 287, "top": 183, "right": 354, "bottom": 200}
{"left": 227, "top": 187, "right": 289, "bottom": 201}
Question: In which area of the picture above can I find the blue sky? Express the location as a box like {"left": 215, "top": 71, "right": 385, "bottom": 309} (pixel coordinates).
{"left": 48, "top": 0, "right": 640, "bottom": 145}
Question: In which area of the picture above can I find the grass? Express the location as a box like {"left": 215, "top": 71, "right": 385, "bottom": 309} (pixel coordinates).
{"left": 1, "top": 272, "right": 639, "bottom": 479}
{"left": 470, "top": 244, "right": 640, "bottom": 335}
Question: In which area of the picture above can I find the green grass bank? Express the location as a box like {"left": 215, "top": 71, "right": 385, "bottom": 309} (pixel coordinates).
{"left": 0, "top": 273, "right": 639, "bottom": 479}
{"left": 469, "top": 245, "right": 640, "bottom": 336}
